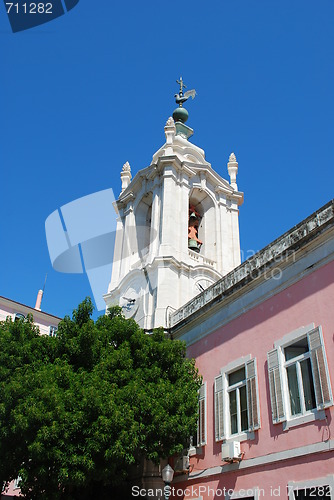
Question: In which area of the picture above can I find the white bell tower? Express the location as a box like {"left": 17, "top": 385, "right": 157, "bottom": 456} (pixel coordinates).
{"left": 104, "top": 82, "right": 244, "bottom": 330}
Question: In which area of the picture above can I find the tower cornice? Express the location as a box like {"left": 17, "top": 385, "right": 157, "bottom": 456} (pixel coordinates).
{"left": 116, "top": 156, "right": 244, "bottom": 212}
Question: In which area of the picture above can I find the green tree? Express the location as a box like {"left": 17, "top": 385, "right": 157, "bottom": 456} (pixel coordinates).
{"left": 0, "top": 299, "right": 201, "bottom": 499}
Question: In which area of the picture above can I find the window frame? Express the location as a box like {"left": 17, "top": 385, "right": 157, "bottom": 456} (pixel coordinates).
{"left": 283, "top": 339, "right": 316, "bottom": 416}
{"left": 287, "top": 474, "right": 334, "bottom": 500}
{"left": 227, "top": 366, "right": 248, "bottom": 436}
{"left": 268, "top": 324, "right": 333, "bottom": 429}
{"left": 49, "top": 325, "right": 58, "bottom": 337}
{"left": 225, "top": 486, "right": 262, "bottom": 500}
{"left": 215, "top": 355, "right": 260, "bottom": 443}
{"left": 196, "top": 382, "right": 207, "bottom": 448}
{"left": 14, "top": 312, "right": 25, "bottom": 321}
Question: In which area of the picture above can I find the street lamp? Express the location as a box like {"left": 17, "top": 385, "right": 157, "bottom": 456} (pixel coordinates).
{"left": 162, "top": 464, "right": 174, "bottom": 500}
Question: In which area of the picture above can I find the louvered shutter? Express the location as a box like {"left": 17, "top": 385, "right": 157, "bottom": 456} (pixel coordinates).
{"left": 197, "top": 383, "right": 207, "bottom": 446}
{"left": 308, "top": 327, "right": 333, "bottom": 409}
{"left": 267, "top": 348, "right": 286, "bottom": 423}
{"left": 246, "top": 358, "right": 261, "bottom": 430}
{"left": 214, "top": 375, "right": 225, "bottom": 441}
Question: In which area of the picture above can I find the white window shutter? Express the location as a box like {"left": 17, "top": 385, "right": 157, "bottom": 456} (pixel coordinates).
{"left": 308, "top": 327, "right": 333, "bottom": 409}
{"left": 214, "top": 375, "right": 225, "bottom": 441}
{"left": 267, "top": 348, "right": 286, "bottom": 423}
{"left": 197, "top": 383, "right": 207, "bottom": 446}
{"left": 246, "top": 358, "right": 261, "bottom": 430}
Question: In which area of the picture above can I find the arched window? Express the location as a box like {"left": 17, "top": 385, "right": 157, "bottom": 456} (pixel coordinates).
{"left": 135, "top": 193, "right": 152, "bottom": 257}
{"left": 189, "top": 189, "right": 217, "bottom": 262}
{"left": 14, "top": 313, "right": 25, "bottom": 322}
{"left": 49, "top": 326, "right": 58, "bottom": 337}
{"left": 188, "top": 204, "right": 202, "bottom": 253}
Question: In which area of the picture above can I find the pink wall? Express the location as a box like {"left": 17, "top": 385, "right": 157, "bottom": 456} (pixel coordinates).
{"left": 172, "top": 260, "right": 334, "bottom": 499}
{"left": 1, "top": 482, "right": 22, "bottom": 498}
{"left": 174, "top": 453, "right": 334, "bottom": 499}
{"left": 188, "top": 260, "right": 334, "bottom": 467}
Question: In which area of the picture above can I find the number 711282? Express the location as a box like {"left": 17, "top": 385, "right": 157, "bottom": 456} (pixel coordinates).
{"left": 6, "top": 3, "right": 53, "bottom": 14}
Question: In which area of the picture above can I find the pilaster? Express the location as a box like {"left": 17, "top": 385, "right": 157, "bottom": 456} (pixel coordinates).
{"left": 109, "top": 213, "right": 124, "bottom": 290}
{"left": 149, "top": 176, "right": 161, "bottom": 259}
{"left": 160, "top": 165, "right": 179, "bottom": 256}
{"left": 119, "top": 200, "right": 136, "bottom": 279}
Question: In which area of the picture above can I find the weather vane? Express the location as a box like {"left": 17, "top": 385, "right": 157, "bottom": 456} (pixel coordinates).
{"left": 175, "top": 77, "right": 196, "bottom": 107}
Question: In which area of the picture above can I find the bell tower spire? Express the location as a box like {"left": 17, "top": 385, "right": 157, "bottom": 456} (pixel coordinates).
{"left": 172, "top": 77, "right": 196, "bottom": 139}
{"left": 104, "top": 82, "right": 243, "bottom": 330}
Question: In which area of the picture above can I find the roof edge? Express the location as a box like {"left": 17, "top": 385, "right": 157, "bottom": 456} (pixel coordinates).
{"left": 170, "top": 199, "right": 334, "bottom": 331}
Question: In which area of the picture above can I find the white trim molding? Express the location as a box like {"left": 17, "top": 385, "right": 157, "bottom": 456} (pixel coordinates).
{"left": 287, "top": 474, "right": 334, "bottom": 500}
{"left": 172, "top": 440, "right": 334, "bottom": 483}
{"left": 273, "top": 323, "right": 315, "bottom": 348}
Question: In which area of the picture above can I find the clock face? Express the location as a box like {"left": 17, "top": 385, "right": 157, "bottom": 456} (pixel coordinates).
{"left": 118, "top": 271, "right": 155, "bottom": 323}
{"left": 119, "top": 287, "right": 140, "bottom": 318}
{"left": 195, "top": 278, "right": 213, "bottom": 294}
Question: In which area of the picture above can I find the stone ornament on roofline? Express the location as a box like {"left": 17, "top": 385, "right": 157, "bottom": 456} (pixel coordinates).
{"left": 227, "top": 153, "right": 238, "bottom": 191}
{"left": 120, "top": 161, "right": 132, "bottom": 194}
{"left": 164, "top": 117, "right": 176, "bottom": 147}
{"left": 122, "top": 161, "right": 131, "bottom": 173}
{"left": 229, "top": 152, "right": 237, "bottom": 163}
{"left": 166, "top": 117, "right": 175, "bottom": 127}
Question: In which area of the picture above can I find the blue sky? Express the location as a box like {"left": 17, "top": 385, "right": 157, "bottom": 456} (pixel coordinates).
{"left": 1, "top": 0, "right": 333, "bottom": 320}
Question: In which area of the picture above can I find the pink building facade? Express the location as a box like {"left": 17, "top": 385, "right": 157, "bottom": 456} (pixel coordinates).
{"left": 0, "top": 296, "right": 61, "bottom": 339}
{"left": 169, "top": 200, "right": 334, "bottom": 500}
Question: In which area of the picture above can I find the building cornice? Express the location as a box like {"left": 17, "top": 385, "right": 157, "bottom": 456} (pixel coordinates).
{"left": 173, "top": 440, "right": 334, "bottom": 483}
{"left": 170, "top": 200, "right": 334, "bottom": 337}
{"left": 117, "top": 155, "right": 244, "bottom": 209}
{"left": 0, "top": 296, "right": 62, "bottom": 322}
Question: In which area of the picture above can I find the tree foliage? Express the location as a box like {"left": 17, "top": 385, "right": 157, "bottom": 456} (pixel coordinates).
{"left": 0, "top": 299, "right": 201, "bottom": 499}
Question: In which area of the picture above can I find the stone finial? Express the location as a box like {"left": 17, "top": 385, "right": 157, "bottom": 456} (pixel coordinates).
{"left": 164, "top": 116, "right": 176, "bottom": 147}
{"left": 166, "top": 116, "right": 175, "bottom": 127}
{"left": 120, "top": 161, "right": 132, "bottom": 193}
{"left": 227, "top": 152, "right": 238, "bottom": 191}
{"left": 122, "top": 161, "right": 131, "bottom": 173}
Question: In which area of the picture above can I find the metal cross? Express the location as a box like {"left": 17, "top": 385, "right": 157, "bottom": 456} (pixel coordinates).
{"left": 176, "top": 77, "right": 187, "bottom": 96}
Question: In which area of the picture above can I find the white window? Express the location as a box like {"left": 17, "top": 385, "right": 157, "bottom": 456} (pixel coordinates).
{"left": 49, "top": 325, "right": 58, "bottom": 337}
{"left": 268, "top": 325, "right": 333, "bottom": 427}
{"left": 287, "top": 475, "right": 334, "bottom": 500}
{"left": 229, "top": 497, "right": 254, "bottom": 500}
{"left": 215, "top": 356, "right": 260, "bottom": 442}
{"left": 225, "top": 487, "right": 262, "bottom": 500}
{"left": 14, "top": 313, "right": 25, "bottom": 321}
{"left": 13, "top": 476, "right": 22, "bottom": 490}
{"left": 196, "top": 382, "right": 207, "bottom": 447}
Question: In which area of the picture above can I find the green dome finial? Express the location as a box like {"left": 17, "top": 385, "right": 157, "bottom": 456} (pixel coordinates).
{"left": 173, "top": 106, "right": 189, "bottom": 123}
{"left": 173, "top": 77, "right": 196, "bottom": 124}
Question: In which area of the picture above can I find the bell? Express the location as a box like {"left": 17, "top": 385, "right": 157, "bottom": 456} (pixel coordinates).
{"left": 188, "top": 239, "right": 201, "bottom": 253}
